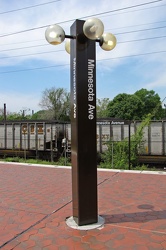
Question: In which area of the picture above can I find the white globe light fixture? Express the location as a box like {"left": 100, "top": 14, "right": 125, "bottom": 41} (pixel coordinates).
{"left": 83, "top": 18, "right": 104, "bottom": 40}
{"left": 100, "top": 33, "right": 117, "bottom": 51}
{"left": 45, "top": 18, "right": 117, "bottom": 52}
{"left": 65, "top": 39, "right": 70, "bottom": 54}
{"left": 45, "top": 24, "right": 65, "bottom": 45}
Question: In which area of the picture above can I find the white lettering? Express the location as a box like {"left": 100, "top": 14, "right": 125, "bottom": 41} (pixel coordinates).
{"left": 74, "top": 103, "right": 76, "bottom": 118}
{"left": 88, "top": 104, "right": 95, "bottom": 120}
{"left": 88, "top": 59, "right": 95, "bottom": 120}
{"left": 88, "top": 59, "right": 95, "bottom": 103}
{"left": 111, "top": 121, "right": 124, "bottom": 125}
{"left": 97, "top": 122, "right": 110, "bottom": 125}
{"left": 73, "top": 58, "right": 76, "bottom": 119}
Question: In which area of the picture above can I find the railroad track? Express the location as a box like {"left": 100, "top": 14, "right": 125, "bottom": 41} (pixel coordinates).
{"left": 138, "top": 155, "right": 166, "bottom": 165}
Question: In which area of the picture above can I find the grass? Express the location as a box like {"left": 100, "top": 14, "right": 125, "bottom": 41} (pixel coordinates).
{"left": 0, "top": 157, "right": 163, "bottom": 171}
{"left": 0, "top": 156, "right": 71, "bottom": 166}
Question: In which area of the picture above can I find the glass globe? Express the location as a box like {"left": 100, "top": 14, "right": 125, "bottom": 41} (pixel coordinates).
{"left": 65, "top": 39, "right": 70, "bottom": 54}
{"left": 83, "top": 18, "right": 104, "bottom": 40}
{"left": 45, "top": 24, "right": 65, "bottom": 45}
{"left": 100, "top": 33, "right": 117, "bottom": 51}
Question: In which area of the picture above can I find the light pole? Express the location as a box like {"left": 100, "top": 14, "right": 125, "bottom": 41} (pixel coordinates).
{"left": 45, "top": 18, "right": 116, "bottom": 227}
{"left": 22, "top": 126, "right": 27, "bottom": 161}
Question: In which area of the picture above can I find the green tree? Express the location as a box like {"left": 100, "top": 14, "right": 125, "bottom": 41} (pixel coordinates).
{"left": 39, "top": 87, "right": 70, "bottom": 121}
{"left": 0, "top": 108, "right": 32, "bottom": 120}
{"left": 107, "top": 93, "right": 143, "bottom": 120}
{"left": 96, "top": 98, "right": 110, "bottom": 118}
{"left": 0, "top": 108, "right": 4, "bottom": 120}
{"left": 107, "top": 89, "right": 163, "bottom": 120}
{"left": 100, "top": 114, "right": 153, "bottom": 169}
{"left": 31, "top": 110, "right": 46, "bottom": 120}
{"left": 134, "top": 89, "right": 163, "bottom": 119}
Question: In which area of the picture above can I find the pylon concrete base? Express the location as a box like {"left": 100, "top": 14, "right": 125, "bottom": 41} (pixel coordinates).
{"left": 66, "top": 215, "right": 105, "bottom": 230}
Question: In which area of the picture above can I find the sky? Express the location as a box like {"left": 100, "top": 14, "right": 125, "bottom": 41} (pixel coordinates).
{"left": 0, "top": 0, "right": 166, "bottom": 114}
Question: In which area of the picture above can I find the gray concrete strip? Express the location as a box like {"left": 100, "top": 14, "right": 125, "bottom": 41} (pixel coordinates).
{"left": 0, "top": 161, "right": 166, "bottom": 175}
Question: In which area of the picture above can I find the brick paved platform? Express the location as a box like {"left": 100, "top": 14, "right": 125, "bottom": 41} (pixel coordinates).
{"left": 0, "top": 162, "right": 166, "bottom": 250}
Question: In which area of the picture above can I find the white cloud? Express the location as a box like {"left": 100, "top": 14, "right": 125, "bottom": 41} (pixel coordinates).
{"left": 0, "top": 0, "right": 165, "bottom": 67}
{"left": 0, "top": 91, "right": 40, "bottom": 113}
{"left": 145, "top": 71, "right": 166, "bottom": 89}
{"left": 0, "top": 0, "right": 165, "bottom": 112}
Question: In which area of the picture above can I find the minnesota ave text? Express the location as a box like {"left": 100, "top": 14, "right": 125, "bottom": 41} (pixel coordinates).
{"left": 88, "top": 59, "right": 95, "bottom": 120}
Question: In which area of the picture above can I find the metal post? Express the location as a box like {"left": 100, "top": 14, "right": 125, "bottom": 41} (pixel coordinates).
{"left": 50, "top": 124, "right": 53, "bottom": 162}
{"left": 35, "top": 123, "right": 38, "bottom": 159}
{"left": 4, "top": 103, "right": 6, "bottom": 121}
{"left": 70, "top": 20, "right": 98, "bottom": 226}
{"left": 112, "top": 142, "right": 114, "bottom": 168}
{"left": 128, "top": 124, "right": 131, "bottom": 170}
{"left": 24, "top": 132, "right": 26, "bottom": 160}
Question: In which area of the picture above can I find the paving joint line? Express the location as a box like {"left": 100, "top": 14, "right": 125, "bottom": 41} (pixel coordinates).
{"left": 110, "top": 223, "right": 166, "bottom": 235}
{"left": 98, "top": 172, "right": 119, "bottom": 186}
{"left": 0, "top": 205, "right": 47, "bottom": 216}
{"left": 100, "top": 202, "right": 137, "bottom": 215}
{"left": 0, "top": 200, "right": 72, "bottom": 249}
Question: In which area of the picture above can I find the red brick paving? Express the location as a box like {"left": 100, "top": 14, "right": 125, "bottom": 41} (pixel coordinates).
{"left": 0, "top": 162, "right": 166, "bottom": 249}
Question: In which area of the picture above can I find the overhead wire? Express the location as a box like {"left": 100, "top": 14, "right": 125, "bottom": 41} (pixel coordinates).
{"left": 0, "top": 63, "right": 69, "bottom": 74}
{"left": 0, "top": 35, "right": 166, "bottom": 60}
{"left": 0, "top": 50, "right": 64, "bottom": 60}
{"left": 0, "top": 44, "right": 49, "bottom": 53}
{"left": 118, "top": 35, "right": 166, "bottom": 43}
{"left": 114, "top": 25, "right": 166, "bottom": 35}
{"left": 109, "top": 20, "right": 166, "bottom": 31}
{"left": 98, "top": 50, "right": 166, "bottom": 61}
{"left": 99, "top": 3, "right": 166, "bottom": 18}
{"left": 77, "top": 0, "right": 164, "bottom": 18}
{"left": 0, "top": 50, "right": 165, "bottom": 75}
{"left": 0, "top": 39, "right": 45, "bottom": 47}
{"left": 0, "top": 0, "right": 165, "bottom": 75}
{"left": 0, "top": 25, "right": 165, "bottom": 53}
{"left": 0, "top": 19, "right": 166, "bottom": 47}
{"left": 0, "top": 0, "right": 61, "bottom": 15}
{"left": 0, "top": 0, "right": 164, "bottom": 38}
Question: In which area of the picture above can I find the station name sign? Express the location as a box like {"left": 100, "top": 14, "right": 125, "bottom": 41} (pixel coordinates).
{"left": 88, "top": 59, "right": 95, "bottom": 120}
{"left": 97, "top": 120, "right": 131, "bottom": 125}
{"left": 72, "top": 57, "right": 96, "bottom": 120}
{"left": 73, "top": 58, "right": 76, "bottom": 119}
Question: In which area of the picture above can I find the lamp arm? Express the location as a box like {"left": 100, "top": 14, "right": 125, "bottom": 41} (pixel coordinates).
{"left": 96, "top": 38, "right": 103, "bottom": 46}
{"left": 65, "top": 35, "right": 76, "bottom": 39}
